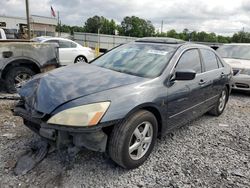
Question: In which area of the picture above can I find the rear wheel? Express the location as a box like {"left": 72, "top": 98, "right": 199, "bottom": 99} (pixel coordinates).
{"left": 108, "top": 110, "right": 158, "bottom": 169}
{"left": 5, "top": 66, "right": 35, "bottom": 93}
{"left": 74, "top": 56, "right": 87, "bottom": 63}
{"left": 209, "top": 87, "right": 228, "bottom": 116}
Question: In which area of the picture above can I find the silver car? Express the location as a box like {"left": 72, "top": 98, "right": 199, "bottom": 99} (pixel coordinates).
{"left": 217, "top": 44, "right": 250, "bottom": 92}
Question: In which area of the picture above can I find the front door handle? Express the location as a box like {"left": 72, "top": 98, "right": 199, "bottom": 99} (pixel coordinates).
{"left": 221, "top": 72, "right": 225, "bottom": 78}
{"left": 199, "top": 79, "right": 207, "bottom": 85}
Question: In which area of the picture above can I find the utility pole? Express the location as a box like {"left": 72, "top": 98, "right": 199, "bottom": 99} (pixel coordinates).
{"left": 161, "top": 20, "right": 163, "bottom": 34}
{"left": 57, "top": 11, "right": 60, "bottom": 37}
{"left": 25, "top": 0, "right": 31, "bottom": 39}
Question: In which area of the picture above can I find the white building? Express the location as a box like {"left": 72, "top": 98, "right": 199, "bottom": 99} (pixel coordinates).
{"left": 0, "top": 15, "right": 57, "bottom": 38}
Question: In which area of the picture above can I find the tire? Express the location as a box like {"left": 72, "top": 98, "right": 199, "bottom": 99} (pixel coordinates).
{"left": 74, "top": 56, "right": 87, "bottom": 63}
{"left": 209, "top": 87, "right": 229, "bottom": 116}
{"left": 108, "top": 110, "right": 158, "bottom": 169}
{"left": 4, "top": 66, "right": 35, "bottom": 93}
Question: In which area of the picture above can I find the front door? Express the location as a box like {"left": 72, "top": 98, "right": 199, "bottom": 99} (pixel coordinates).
{"left": 166, "top": 49, "right": 209, "bottom": 130}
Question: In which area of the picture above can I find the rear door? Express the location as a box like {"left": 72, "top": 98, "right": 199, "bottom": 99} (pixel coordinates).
{"left": 199, "top": 49, "right": 224, "bottom": 108}
{"left": 167, "top": 49, "right": 208, "bottom": 129}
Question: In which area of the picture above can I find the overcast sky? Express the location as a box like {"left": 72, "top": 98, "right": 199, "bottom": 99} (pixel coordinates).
{"left": 1, "top": 0, "right": 250, "bottom": 36}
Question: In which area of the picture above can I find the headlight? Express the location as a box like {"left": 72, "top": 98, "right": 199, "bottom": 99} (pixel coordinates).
{"left": 240, "top": 69, "right": 250, "bottom": 75}
{"left": 47, "top": 102, "right": 110, "bottom": 127}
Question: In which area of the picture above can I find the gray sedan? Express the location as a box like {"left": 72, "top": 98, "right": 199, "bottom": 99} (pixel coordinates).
{"left": 217, "top": 44, "right": 250, "bottom": 92}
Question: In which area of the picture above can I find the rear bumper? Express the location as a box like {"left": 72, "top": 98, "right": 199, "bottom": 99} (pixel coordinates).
{"left": 232, "top": 74, "right": 250, "bottom": 91}
{"left": 14, "top": 106, "right": 119, "bottom": 152}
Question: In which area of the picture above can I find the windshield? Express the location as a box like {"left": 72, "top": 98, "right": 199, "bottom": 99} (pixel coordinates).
{"left": 92, "top": 42, "right": 176, "bottom": 78}
{"left": 217, "top": 45, "right": 250, "bottom": 60}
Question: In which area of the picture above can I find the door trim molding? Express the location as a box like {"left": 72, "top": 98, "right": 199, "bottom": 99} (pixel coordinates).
{"left": 169, "top": 94, "right": 219, "bottom": 119}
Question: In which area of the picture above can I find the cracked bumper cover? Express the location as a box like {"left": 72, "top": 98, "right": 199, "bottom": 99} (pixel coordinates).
{"left": 14, "top": 106, "right": 120, "bottom": 152}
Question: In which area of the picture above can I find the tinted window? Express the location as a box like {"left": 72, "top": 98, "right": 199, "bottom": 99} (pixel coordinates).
{"left": 200, "top": 49, "right": 218, "bottom": 71}
{"left": 217, "top": 45, "right": 250, "bottom": 60}
{"left": 59, "top": 40, "right": 72, "bottom": 48}
{"left": 176, "top": 49, "right": 202, "bottom": 73}
{"left": 92, "top": 43, "right": 177, "bottom": 78}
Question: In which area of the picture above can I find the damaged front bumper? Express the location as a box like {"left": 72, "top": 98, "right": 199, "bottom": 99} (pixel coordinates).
{"left": 14, "top": 106, "right": 119, "bottom": 152}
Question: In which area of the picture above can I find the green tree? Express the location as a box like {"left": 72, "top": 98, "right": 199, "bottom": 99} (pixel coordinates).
{"left": 166, "top": 29, "right": 179, "bottom": 39}
{"left": 56, "top": 24, "right": 85, "bottom": 35}
{"left": 118, "top": 16, "right": 155, "bottom": 37}
{"left": 83, "top": 16, "right": 117, "bottom": 35}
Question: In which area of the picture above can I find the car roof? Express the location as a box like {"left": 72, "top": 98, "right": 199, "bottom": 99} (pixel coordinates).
{"left": 136, "top": 37, "right": 185, "bottom": 44}
{"left": 221, "top": 43, "right": 250, "bottom": 46}
{"left": 135, "top": 37, "right": 213, "bottom": 50}
{"left": 33, "top": 36, "right": 74, "bottom": 42}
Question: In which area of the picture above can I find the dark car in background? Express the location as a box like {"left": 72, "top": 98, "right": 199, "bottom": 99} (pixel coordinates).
{"left": 14, "top": 38, "right": 232, "bottom": 169}
{"left": 217, "top": 44, "right": 250, "bottom": 92}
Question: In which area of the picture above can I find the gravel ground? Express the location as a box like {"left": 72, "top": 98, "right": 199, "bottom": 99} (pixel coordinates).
{"left": 0, "top": 91, "right": 249, "bottom": 188}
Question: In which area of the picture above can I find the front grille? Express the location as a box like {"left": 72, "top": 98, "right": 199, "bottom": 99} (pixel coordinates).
{"left": 235, "top": 83, "right": 249, "bottom": 88}
{"left": 233, "top": 69, "right": 240, "bottom": 76}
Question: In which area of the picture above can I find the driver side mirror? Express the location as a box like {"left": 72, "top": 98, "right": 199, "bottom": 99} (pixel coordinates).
{"left": 174, "top": 69, "right": 196, "bottom": 81}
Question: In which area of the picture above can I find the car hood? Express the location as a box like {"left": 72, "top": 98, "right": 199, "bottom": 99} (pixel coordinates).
{"left": 19, "top": 63, "right": 147, "bottom": 114}
{"left": 223, "top": 58, "right": 250, "bottom": 69}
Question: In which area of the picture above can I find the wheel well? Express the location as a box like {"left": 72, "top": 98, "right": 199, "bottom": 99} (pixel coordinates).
{"left": 74, "top": 55, "right": 88, "bottom": 63}
{"left": 2, "top": 59, "right": 40, "bottom": 79}
{"left": 102, "top": 106, "right": 163, "bottom": 138}
{"left": 142, "top": 106, "right": 163, "bottom": 137}
{"left": 225, "top": 84, "right": 230, "bottom": 101}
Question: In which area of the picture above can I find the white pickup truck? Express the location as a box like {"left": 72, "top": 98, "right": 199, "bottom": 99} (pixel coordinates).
{"left": 0, "top": 28, "right": 59, "bottom": 93}
{"left": 0, "top": 28, "right": 7, "bottom": 40}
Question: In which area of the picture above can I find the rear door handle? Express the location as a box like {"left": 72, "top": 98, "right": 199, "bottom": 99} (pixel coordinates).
{"left": 199, "top": 79, "right": 207, "bottom": 85}
{"left": 221, "top": 72, "right": 225, "bottom": 77}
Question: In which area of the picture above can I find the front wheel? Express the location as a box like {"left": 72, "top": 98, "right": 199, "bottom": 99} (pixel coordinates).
{"left": 108, "top": 110, "right": 158, "bottom": 169}
{"left": 209, "top": 87, "right": 229, "bottom": 116}
{"left": 4, "top": 66, "right": 35, "bottom": 93}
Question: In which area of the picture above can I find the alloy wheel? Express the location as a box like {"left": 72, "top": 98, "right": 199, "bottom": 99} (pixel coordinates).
{"left": 14, "top": 73, "right": 32, "bottom": 89}
{"left": 218, "top": 90, "right": 226, "bottom": 112}
{"left": 76, "top": 56, "right": 86, "bottom": 63}
{"left": 128, "top": 121, "right": 153, "bottom": 160}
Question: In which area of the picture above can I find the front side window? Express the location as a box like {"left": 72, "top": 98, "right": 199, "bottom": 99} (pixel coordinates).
{"left": 175, "top": 49, "right": 202, "bottom": 73}
{"left": 92, "top": 42, "right": 177, "bottom": 78}
{"left": 59, "top": 40, "right": 72, "bottom": 48}
{"left": 200, "top": 49, "right": 218, "bottom": 71}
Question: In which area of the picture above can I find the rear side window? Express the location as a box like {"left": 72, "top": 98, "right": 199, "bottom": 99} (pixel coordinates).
{"left": 176, "top": 49, "right": 202, "bottom": 73}
{"left": 200, "top": 49, "right": 219, "bottom": 71}
{"left": 216, "top": 56, "right": 224, "bottom": 68}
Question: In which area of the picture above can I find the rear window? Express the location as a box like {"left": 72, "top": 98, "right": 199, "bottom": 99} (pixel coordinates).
{"left": 217, "top": 45, "right": 250, "bottom": 60}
